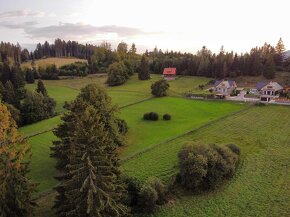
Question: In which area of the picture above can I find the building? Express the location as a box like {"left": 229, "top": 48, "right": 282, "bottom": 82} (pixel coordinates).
{"left": 213, "top": 80, "right": 237, "bottom": 96}
{"left": 163, "top": 68, "right": 176, "bottom": 80}
{"left": 256, "top": 81, "right": 284, "bottom": 102}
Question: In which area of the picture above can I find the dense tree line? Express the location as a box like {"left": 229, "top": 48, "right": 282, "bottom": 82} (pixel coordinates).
{"left": 146, "top": 38, "right": 287, "bottom": 79}
{"left": 0, "top": 63, "right": 56, "bottom": 126}
{"left": 1, "top": 38, "right": 288, "bottom": 81}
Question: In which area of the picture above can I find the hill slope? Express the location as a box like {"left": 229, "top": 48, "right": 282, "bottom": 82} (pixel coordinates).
{"left": 21, "top": 57, "right": 87, "bottom": 69}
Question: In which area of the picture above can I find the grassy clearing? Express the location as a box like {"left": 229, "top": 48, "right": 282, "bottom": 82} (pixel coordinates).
{"left": 123, "top": 105, "right": 290, "bottom": 217}
{"left": 28, "top": 131, "right": 58, "bottom": 192}
{"left": 19, "top": 115, "right": 61, "bottom": 137}
{"left": 25, "top": 84, "right": 79, "bottom": 113}
{"left": 21, "top": 57, "right": 87, "bottom": 69}
{"left": 120, "top": 97, "right": 245, "bottom": 158}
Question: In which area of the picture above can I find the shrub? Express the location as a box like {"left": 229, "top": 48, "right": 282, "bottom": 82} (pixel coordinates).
{"left": 177, "top": 143, "right": 240, "bottom": 192}
{"left": 138, "top": 184, "right": 158, "bottom": 213}
{"left": 163, "top": 113, "right": 171, "bottom": 120}
{"left": 143, "top": 112, "right": 150, "bottom": 120}
{"left": 116, "top": 118, "right": 128, "bottom": 135}
{"left": 122, "top": 175, "right": 142, "bottom": 207}
{"left": 226, "top": 144, "right": 241, "bottom": 155}
{"left": 143, "top": 112, "right": 159, "bottom": 121}
{"left": 146, "top": 177, "right": 168, "bottom": 205}
{"left": 151, "top": 79, "right": 169, "bottom": 97}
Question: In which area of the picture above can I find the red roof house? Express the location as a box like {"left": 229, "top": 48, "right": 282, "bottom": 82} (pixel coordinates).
{"left": 163, "top": 68, "right": 176, "bottom": 80}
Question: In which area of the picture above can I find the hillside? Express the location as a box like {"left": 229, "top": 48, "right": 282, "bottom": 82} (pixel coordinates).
{"left": 228, "top": 71, "right": 290, "bottom": 87}
{"left": 21, "top": 57, "right": 87, "bottom": 69}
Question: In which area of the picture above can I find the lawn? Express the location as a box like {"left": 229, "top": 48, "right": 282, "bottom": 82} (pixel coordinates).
{"left": 120, "top": 97, "right": 245, "bottom": 158}
{"left": 122, "top": 105, "right": 290, "bottom": 217}
{"left": 21, "top": 57, "right": 87, "bottom": 69}
{"left": 28, "top": 131, "right": 58, "bottom": 192}
{"left": 25, "top": 84, "right": 79, "bottom": 113}
{"left": 19, "top": 115, "right": 61, "bottom": 137}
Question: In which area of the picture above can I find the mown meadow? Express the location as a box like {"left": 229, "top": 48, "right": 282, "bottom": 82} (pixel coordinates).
{"left": 18, "top": 73, "right": 290, "bottom": 217}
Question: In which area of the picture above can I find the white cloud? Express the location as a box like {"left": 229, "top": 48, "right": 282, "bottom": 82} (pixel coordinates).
{"left": 0, "top": 10, "right": 44, "bottom": 19}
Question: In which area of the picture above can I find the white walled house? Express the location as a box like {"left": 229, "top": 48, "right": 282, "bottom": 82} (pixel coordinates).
{"left": 213, "top": 80, "right": 237, "bottom": 96}
{"left": 256, "top": 81, "right": 284, "bottom": 102}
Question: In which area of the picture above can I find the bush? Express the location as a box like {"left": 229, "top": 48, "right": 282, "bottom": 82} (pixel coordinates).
{"left": 59, "top": 62, "right": 89, "bottom": 77}
{"left": 122, "top": 176, "right": 142, "bottom": 207}
{"left": 116, "top": 118, "right": 128, "bottom": 135}
{"left": 146, "top": 177, "right": 168, "bottom": 205}
{"left": 137, "top": 177, "right": 168, "bottom": 213}
{"left": 226, "top": 144, "right": 241, "bottom": 155}
{"left": 138, "top": 184, "right": 158, "bottom": 213}
{"left": 151, "top": 79, "right": 169, "bottom": 97}
{"left": 163, "top": 113, "right": 171, "bottom": 121}
{"left": 143, "top": 112, "right": 159, "bottom": 121}
{"left": 177, "top": 143, "right": 240, "bottom": 192}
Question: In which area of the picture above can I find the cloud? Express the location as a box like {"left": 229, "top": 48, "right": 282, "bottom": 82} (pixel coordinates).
{"left": 23, "top": 23, "right": 145, "bottom": 40}
{"left": 0, "top": 21, "right": 37, "bottom": 29}
{"left": 0, "top": 10, "right": 44, "bottom": 19}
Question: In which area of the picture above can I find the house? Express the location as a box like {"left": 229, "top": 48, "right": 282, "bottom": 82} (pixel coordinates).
{"left": 213, "top": 80, "right": 237, "bottom": 96}
{"left": 256, "top": 81, "right": 284, "bottom": 102}
{"left": 163, "top": 68, "right": 176, "bottom": 80}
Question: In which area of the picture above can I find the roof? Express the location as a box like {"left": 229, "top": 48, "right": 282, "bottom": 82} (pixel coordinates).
{"left": 256, "top": 81, "right": 268, "bottom": 90}
{"left": 257, "top": 81, "right": 284, "bottom": 91}
{"left": 163, "top": 68, "right": 176, "bottom": 75}
{"left": 214, "top": 80, "right": 236, "bottom": 88}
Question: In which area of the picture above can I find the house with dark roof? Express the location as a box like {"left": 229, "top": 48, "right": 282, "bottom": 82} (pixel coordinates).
{"left": 163, "top": 68, "right": 176, "bottom": 80}
{"left": 213, "top": 80, "right": 237, "bottom": 96}
{"left": 256, "top": 81, "right": 283, "bottom": 102}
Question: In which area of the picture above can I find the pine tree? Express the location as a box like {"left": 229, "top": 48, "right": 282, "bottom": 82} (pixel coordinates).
{"left": 3, "top": 81, "right": 19, "bottom": 108}
{"left": 264, "top": 54, "right": 276, "bottom": 79}
{"left": 138, "top": 55, "right": 150, "bottom": 80}
{"left": 275, "top": 37, "right": 286, "bottom": 68}
{"left": 0, "top": 102, "right": 36, "bottom": 217}
{"left": 51, "top": 84, "right": 128, "bottom": 217}
{"left": 36, "top": 79, "right": 47, "bottom": 96}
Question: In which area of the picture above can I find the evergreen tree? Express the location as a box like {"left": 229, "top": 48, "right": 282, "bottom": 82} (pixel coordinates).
{"left": 275, "top": 37, "right": 286, "bottom": 68}
{"left": 36, "top": 79, "right": 47, "bottom": 96}
{"left": 138, "top": 55, "right": 150, "bottom": 80}
{"left": 0, "top": 102, "right": 36, "bottom": 217}
{"left": 3, "top": 81, "right": 19, "bottom": 108}
{"left": 52, "top": 84, "right": 128, "bottom": 217}
{"left": 264, "top": 55, "right": 276, "bottom": 79}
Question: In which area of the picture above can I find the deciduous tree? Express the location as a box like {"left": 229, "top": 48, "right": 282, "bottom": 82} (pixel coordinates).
{"left": 0, "top": 102, "right": 36, "bottom": 217}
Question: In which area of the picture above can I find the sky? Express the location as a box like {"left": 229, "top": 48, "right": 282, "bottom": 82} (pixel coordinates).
{"left": 0, "top": 0, "right": 289, "bottom": 53}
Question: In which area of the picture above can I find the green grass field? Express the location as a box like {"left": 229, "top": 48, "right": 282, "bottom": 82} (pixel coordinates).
{"left": 123, "top": 105, "right": 290, "bottom": 217}
{"left": 18, "top": 73, "right": 290, "bottom": 217}
{"left": 21, "top": 57, "right": 87, "bottom": 69}
{"left": 120, "top": 97, "right": 245, "bottom": 158}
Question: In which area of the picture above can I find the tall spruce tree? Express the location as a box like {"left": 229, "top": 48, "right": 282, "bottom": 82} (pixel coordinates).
{"left": 0, "top": 102, "right": 36, "bottom": 217}
{"left": 138, "top": 55, "right": 150, "bottom": 80}
{"left": 264, "top": 54, "right": 276, "bottom": 79}
{"left": 36, "top": 79, "right": 47, "bottom": 96}
{"left": 51, "top": 84, "right": 128, "bottom": 217}
{"left": 275, "top": 37, "right": 286, "bottom": 68}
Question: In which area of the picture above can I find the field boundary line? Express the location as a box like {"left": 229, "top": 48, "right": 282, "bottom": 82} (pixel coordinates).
{"left": 120, "top": 105, "right": 253, "bottom": 164}
{"left": 24, "top": 97, "right": 155, "bottom": 139}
